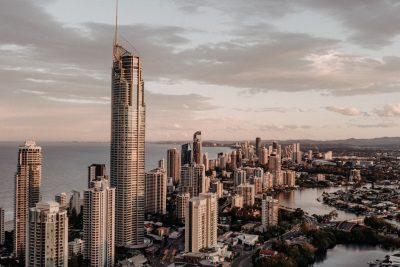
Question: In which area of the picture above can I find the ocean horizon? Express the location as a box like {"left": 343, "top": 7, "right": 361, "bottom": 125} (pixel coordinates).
{"left": 0, "top": 142, "right": 232, "bottom": 222}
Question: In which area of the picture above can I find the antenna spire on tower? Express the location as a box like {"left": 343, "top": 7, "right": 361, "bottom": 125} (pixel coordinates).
{"left": 114, "top": 0, "right": 119, "bottom": 46}
{"left": 113, "top": 0, "right": 119, "bottom": 59}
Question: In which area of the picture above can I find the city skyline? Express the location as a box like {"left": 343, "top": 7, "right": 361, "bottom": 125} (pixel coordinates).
{"left": 2, "top": 1, "right": 400, "bottom": 266}
{"left": 1, "top": 0, "right": 400, "bottom": 142}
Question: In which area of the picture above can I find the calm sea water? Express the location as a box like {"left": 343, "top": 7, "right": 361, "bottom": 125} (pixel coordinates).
{"left": 314, "top": 244, "right": 392, "bottom": 267}
{"left": 0, "top": 142, "right": 231, "bottom": 221}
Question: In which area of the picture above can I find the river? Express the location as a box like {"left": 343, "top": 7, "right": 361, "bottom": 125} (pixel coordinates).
{"left": 277, "top": 187, "right": 394, "bottom": 266}
{"left": 277, "top": 186, "right": 359, "bottom": 221}
{"left": 314, "top": 244, "right": 392, "bottom": 267}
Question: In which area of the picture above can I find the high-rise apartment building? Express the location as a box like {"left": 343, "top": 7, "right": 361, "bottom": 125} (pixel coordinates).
{"left": 185, "top": 193, "right": 218, "bottom": 253}
{"left": 253, "top": 176, "right": 262, "bottom": 194}
{"left": 192, "top": 131, "right": 202, "bottom": 164}
{"left": 55, "top": 192, "right": 68, "bottom": 209}
{"left": 260, "top": 147, "right": 269, "bottom": 165}
{"left": 181, "top": 143, "right": 193, "bottom": 165}
{"left": 231, "top": 194, "right": 244, "bottom": 209}
{"left": 110, "top": 28, "right": 146, "bottom": 247}
{"left": 14, "top": 140, "right": 42, "bottom": 259}
{"left": 273, "top": 170, "right": 284, "bottom": 187}
{"left": 261, "top": 196, "right": 279, "bottom": 227}
{"left": 263, "top": 172, "right": 273, "bottom": 191}
{"left": 203, "top": 153, "right": 209, "bottom": 171}
{"left": 180, "top": 164, "right": 206, "bottom": 197}
{"left": 83, "top": 175, "right": 115, "bottom": 267}
{"left": 237, "top": 183, "right": 255, "bottom": 206}
{"left": 167, "top": 148, "right": 180, "bottom": 185}
{"left": 283, "top": 170, "right": 296, "bottom": 187}
{"left": 68, "top": 238, "right": 84, "bottom": 258}
{"left": 0, "top": 208, "right": 4, "bottom": 245}
{"left": 231, "top": 151, "right": 237, "bottom": 170}
{"left": 176, "top": 192, "right": 190, "bottom": 223}
{"left": 27, "top": 201, "right": 68, "bottom": 267}
{"left": 145, "top": 167, "right": 167, "bottom": 215}
{"left": 268, "top": 152, "right": 281, "bottom": 172}
{"left": 210, "top": 180, "right": 223, "bottom": 198}
{"left": 255, "top": 137, "right": 261, "bottom": 159}
{"left": 233, "top": 169, "right": 247, "bottom": 186}
{"left": 70, "top": 190, "right": 81, "bottom": 215}
{"left": 88, "top": 164, "right": 108, "bottom": 187}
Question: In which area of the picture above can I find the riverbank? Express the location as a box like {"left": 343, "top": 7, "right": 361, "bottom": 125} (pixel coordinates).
{"left": 321, "top": 185, "right": 399, "bottom": 219}
{"left": 253, "top": 219, "right": 400, "bottom": 267}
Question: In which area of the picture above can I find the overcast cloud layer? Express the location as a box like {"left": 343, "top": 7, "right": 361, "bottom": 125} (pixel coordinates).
{"left": 0, "top": 0, "right": 399, "bottom": 141}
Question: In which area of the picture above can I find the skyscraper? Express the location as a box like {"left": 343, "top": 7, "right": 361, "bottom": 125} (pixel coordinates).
{"left": 233, "top": 169, "right": 247, "bottom": 186}
{"left": 255, "top": 137, "right": 261, "bottom": 159}
{"left": 185, "top": 193, "right": 218, "bottom": 253}
{"left": 145, "top": 167, "right": 167, "bottom": 215}
{"left": 176, "top": 192, "right": 190, "bottom": 223}
{"left": 69, "top": 190, "right": 81, "bottom": 215}
{"left": 192, "top": 131, "right": 202, "bottom": 164}
{"left": 88, "top": 164, "right": 108, "bottom": 187}
{"left": 14, "top": 140, "right": 42, "bottom": 259}
{"left": 260, "top": 147, "right": 269, "bottom": 165}
{"left": 237, "top": 183, "right": 255, "bottom": 206}
{"left": 210, "top": 180, "right": 223, "bottom": 198}
{"left": 262, "top": 195, "right": 279, "bottom": 227}
{"left": 0, "top": 208, "right": 4, "bottom": 246}
{"left": 181, "top": 143, "right": 193, "bottom": 165}
{"left": 83, "top": 174, "right": 115, "bottom": 267}
{"left": 179, "top": 164, "right": 206, "bottom": 197}
{"left": 110, "top": 16, "right": 146, "bottom": 247}
{"left": 203, "top": 152, "right": 209, "bottom": 171}
{"left": 55, "top": 192, "right": 67, "bottom": 209}
{"left": 27, "top": 201, "right": 68, "bottom": 267}
{"left": 268, "top": 152, "right": 281, "bottom": 172}
{"left": 231, "top": 150, "right": 237, "bottom": 170}
{"left": 231, "top": 194, "right": 244, "bottom": 208}
{"left": 167, "top": 148, "right": 180, "bottom": 185}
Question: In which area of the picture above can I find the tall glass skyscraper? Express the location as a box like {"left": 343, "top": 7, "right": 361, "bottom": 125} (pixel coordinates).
{"left": 14, "top": 140, "right": 42, "bottom": 259}
{"left": 110, "top": 36, "right": 145, "bottom": 247}
{"left": 192, "top": 131, "right": 202, "bottom": 164}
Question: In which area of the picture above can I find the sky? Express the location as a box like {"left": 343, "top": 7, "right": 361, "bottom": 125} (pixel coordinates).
{"left": 1, "top": 0, "right": 400, "bottom": 142}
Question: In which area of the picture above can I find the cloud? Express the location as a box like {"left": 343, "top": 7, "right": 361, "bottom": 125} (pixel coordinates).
{"left": 351, "top": 123, "right": 398, "bottom": 128}
{"left": 42, "top": 96, "right": 110, "bottom": 105}
{"left": 176, "top": 0, "right": 400, "bottom": 49}
{"left": 233, "top": 107, "right": 306, "bottom": 113}
{"left": 325, "top": 106, "right": 363, "bottom": 116}
{"left": 301, "top": 0, "right": 400, "bottom": 48}
{"left": 374, "top": 104, "right": 400, "bottom": 117}
{"left": 26, "top": 78, "right": 55, "bottom": 83}
{"left": 17, "top": 89, "right": 46, "bottom": 95}
{"left": 2, "top": 0, "right": 400, "bottom": 101}
{"left": 1, "top": 0, "right": 400, "bottom": 141}
{"left": 257, "top": 124, "right": 311, "bottom": 131}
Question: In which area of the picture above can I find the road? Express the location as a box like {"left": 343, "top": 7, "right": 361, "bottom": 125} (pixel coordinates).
{"left": 231, "top": 250, "right": 254, "bottom": 267}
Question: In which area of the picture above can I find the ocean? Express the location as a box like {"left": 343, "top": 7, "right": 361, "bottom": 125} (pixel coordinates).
{"left": 0, "top": 142, "right": 232, "bottom": 221}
